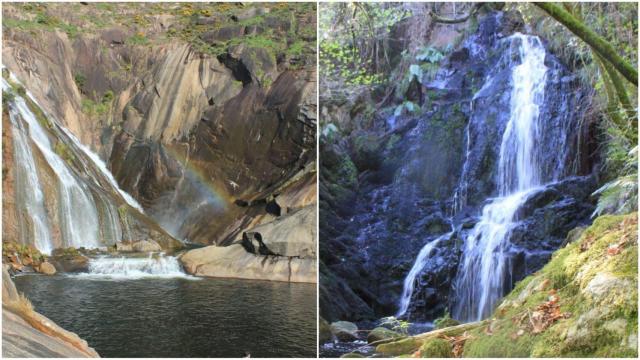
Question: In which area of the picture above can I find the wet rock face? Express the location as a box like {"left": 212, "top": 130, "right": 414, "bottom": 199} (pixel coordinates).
{"left": 320, "top": 10, "right": 597, "bottom": 322}
{"left": 3, "top": 3, "right": 317, "bottom": 248}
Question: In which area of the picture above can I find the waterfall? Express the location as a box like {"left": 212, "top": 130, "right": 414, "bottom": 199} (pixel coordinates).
{"left": 4, "top": 80, "right": 101, "bottom": 251}
{"left": 73, "top": 254, "right": 194, "bottom": 280}
{"left": 452, "top": 34, "right": 550, "bottom": 322}
{"left": 58, "top": 126, "right": 145, "bottom": 213}
{"left": 397, "top": 231, "right": 453, "bottom": 318}
{"left": 3, "top": 73, "right": 142, "bottom": 254}
{"left": 4, "top": 84, "right": 53, "bottom": 254}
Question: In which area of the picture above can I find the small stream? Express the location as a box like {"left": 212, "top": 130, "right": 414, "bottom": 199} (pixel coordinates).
{"left": 14, "top": 273, "right": 316, "bottom": 358}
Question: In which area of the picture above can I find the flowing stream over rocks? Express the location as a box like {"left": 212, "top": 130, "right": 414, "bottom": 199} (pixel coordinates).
{"left": 73, "top": 254, "right": 193, "bottom": 280}
{"left": 320, "top": 11, "right": 596, "bottom": 327}
{"left": 452, "top": 33, "right": 557, "bottom": 322}
{"left": 397, "top": 230, "right": 453, "bottom": 317}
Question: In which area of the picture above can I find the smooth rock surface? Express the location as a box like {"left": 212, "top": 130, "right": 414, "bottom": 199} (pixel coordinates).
{"left": 179, "top": 244, "right": 316, "bottom": 283}
{"left": 330, "top": 321, "right": 358, "bottom": 342}
{"left": 237, "top": 205, "right": 316, "bottom": 258}
{"left": 131, "top": 240, "right": 162, "bottom": 253}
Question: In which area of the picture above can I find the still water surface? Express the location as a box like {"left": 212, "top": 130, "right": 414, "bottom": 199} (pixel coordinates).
{"left": 15, "top": 274, "right": 316, "bottom": 358}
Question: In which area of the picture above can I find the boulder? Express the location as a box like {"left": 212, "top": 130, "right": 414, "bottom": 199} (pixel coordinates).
{"left": 36, "top": 262, "right": 56, "bottom": 275}
{"left": 50, "top": 255, "right": 89, "bottom": 273}
{"left": 231, "top": 7, "right": 270, "bottom": 22}
{"left": 115, "top": 242, "right": 133, "bottom": 252}
{"left": 340, "top": 353, "right": 365, "bottom": 358}
{"left": 375, "top": 337, "right": 421, "bottom": 357}
{"left": 329, "top": 321, "right": 358, "bottom": 342}
{"left": 200, "top": 25, "right": 245, "bottom": 43}
{"left": 132, "top": 240, "right": 162, "bottom": 252}
{"left": 367, "top": 327, "right": 401, "bottom": 343}
{"left": 238, "top": 205, "right": 316, "bottom": 258}
{"left": 179, "top": 244, "right": 316, "bottom": 283}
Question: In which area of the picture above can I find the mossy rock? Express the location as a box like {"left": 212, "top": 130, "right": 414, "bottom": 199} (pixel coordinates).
{"left": 462, "top": 214, "right": 638, "bottom": 358}
{"left": 376, "top": 337, "right": 421, "bottom": 357}
{"left": 340, "top": 352, "right": 365, "bottom": 358}
{"left": 367, "top": 327, "right": 401, "bottom": 343}
{"left": 420, "top": 338, "right": 453, "bottom": 358}
{"left": 434, "top": 317, "right": 460, "bottom": 330}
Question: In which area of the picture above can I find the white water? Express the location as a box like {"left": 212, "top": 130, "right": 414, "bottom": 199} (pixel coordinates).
{"left": 4, "top": 79, "right": 101, "bottom": 251}
{"left": 59, "top": 126, "right": 144, "bottom": 212}
{"left": 72, "top": 254, "right": 195, "bottom": 280}
{"left": 4, "top": 81, "right": 53, "bottom": 254}
{"left": 453, "top": 34, "right": 549, "bottom": 321}
{"left": 396, "top": 231, "right": 453, "bottom": 317}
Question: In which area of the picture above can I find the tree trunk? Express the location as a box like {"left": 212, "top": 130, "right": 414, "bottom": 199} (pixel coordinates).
{"left": 535, "top": 2, "right": 638, "bottom": 86}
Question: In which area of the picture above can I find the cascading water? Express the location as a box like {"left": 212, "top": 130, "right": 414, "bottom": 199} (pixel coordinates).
{"left": 74, "top": 253, "right": 194, "bottom": 280}
{"left": 4, "top": 79, "right": 101, "bottom": 251}
{"left": 453, "top": 33, "right": 552, "bottom": 321}
{"left": 3, "top": 72, "right": 144, "bottom": 254}
{"left": 397, "top": 230, "right": 453, "bottom": 317}
{"left": 4, "top": 82, "right": 53, "bottom": 254}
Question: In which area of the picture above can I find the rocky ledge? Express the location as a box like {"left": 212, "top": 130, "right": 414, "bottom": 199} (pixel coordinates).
{"left": 180, "top": 205, "right": 316, "bottom": 283}
{"left": 2, "top": 266, "right": 99, "bottom": 357}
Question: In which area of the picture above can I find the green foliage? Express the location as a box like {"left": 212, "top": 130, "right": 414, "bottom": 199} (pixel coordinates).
{"left": 433, "top": 310, "right": 460, "bottom": 329}
{"left": 593, "top": 146, "right": 638, "bottom": 216}
{"left": 2, "top": 90, "right": 15, "bottom": 106}
{"left": 54, "top": 141, "right": 75, "bottom": 163}
{"left": 379, "top": 316, "right": 411, "bottom": 335}
{"left": 408, "top": 64, "right": 422, "bottom": 80}
{"left": 319, "top": 3, "right": 412, "bottom": 87}
{"left": 415, "top": 46, "right": 445, "bottom": 63}
{"left": 118, "top": 205, "right": 128, "bottom": 219}
{"left": 102, "top": 90, "right": 114, "bottom": 104}
{"left": 394, "top": 101, "right": 419, "bottom": 117}
{"left": 81, "top": 98, "right": 109, "bottom": 116}
{"left": 73, "top": 73, "right": 86, "bottom": 90}
{"left": 287, "top": 40, "right": 306, "bottom": 57}
{"left": 320, "top": 41, "right": 383, "bottom": 86}
{"left": 127, "top": 33, "right": 150, "bottom": 46}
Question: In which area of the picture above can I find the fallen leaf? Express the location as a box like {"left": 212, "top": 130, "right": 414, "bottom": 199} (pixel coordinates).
{"left": 607, "top": 244, "right": 621, "bottom": 256}
{"left": 535, "top": 279, "right": 551, "bottom": 292}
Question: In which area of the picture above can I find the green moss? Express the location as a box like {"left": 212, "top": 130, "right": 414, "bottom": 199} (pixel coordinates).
{"left": 462, "top": 214, "right": 638, "bottom": 358}
{"left": 376, "top": 337, "right": 421, "bottom": 357}
{"left": 420, "top": 338, "right": 453, "bottom": 358}
{"left": 340, "top": 353, "right": 365, "bottom": 358}
{"left": 434, "top": 311, "right": 460, "bottom": 330}
{"left": 81, "top": 98, "right": 109, "bottom": 116}
{"left": 54, "top": 141, "right": 75, "bottom": 163}
{"left": 127, "top": 33, "right": 150, "bottom": 46}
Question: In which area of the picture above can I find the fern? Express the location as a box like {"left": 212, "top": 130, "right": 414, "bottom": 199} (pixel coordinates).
{"left": 378, "top": 316, "right": 411, "bottom": 335}
{"left": 592, "top": 146, "right": 638, "bottom": 217}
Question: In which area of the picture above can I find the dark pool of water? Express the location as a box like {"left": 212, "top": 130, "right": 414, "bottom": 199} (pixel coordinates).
{"left": 14, "top": 274, "right": 317, "bottom": 358}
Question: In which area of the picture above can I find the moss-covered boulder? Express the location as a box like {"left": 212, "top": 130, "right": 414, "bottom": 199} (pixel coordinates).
{"left": 376, "top": 337, "right": 421, "bottom": 357}
{"left": 419, "top": 338, "right": 453, "bottom": 357}
{"left": 462, "top": 214, "right": 638, "bottom": 357}
{"left": 340, "top": 352, "right": 365, "bottom": 358}
{"left": 367, "top": 327, "right": 401, "bottom": 343}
